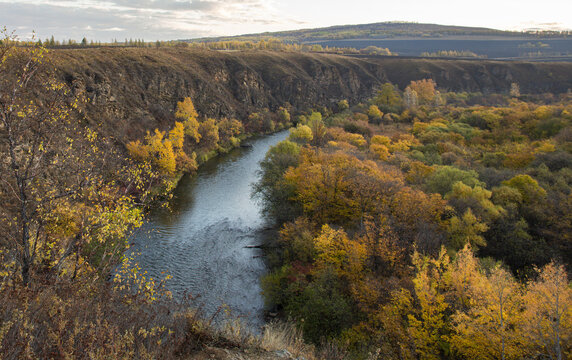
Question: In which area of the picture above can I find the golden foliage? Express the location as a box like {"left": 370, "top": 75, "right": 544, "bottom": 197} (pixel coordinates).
{"left": 314, "top": 225, "right": 366, "bottom": 281}
{"left": 408, "top": 79, "right": 437, "bottom": 104}
{"left": 289, "top": 124, "right": 313, "bottom": 144}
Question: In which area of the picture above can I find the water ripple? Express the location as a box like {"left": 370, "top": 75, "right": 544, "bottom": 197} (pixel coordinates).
{"left": 130, "top": 131, "right": 288, "bottom": 331}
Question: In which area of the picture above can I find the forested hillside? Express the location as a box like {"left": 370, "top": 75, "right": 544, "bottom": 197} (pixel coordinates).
{"left": 255, "top": 79, "right": 572, "bottom": 359}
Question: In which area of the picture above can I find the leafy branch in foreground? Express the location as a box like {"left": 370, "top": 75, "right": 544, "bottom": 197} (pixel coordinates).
{"left": 0, "top": 29, "right": 150, "bottom": 287}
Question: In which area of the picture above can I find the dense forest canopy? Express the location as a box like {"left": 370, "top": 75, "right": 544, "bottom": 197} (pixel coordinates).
{"left": 255, "top": 79, "right": 572, "bottom": 359}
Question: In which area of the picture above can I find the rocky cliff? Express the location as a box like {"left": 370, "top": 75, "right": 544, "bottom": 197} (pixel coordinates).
{"left": 51, "top": 47, "right": 572, "bottom": 141}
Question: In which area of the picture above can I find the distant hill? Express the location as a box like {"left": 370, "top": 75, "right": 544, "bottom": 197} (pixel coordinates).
{"left": 189, "top": 22, "right": 569, "bottom": 43}
{"left": 188, "top": 22, "right": 572, "bottom": 60}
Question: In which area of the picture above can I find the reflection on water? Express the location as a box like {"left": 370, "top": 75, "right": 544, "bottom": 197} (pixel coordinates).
{"left": 130, "top": 130, "right": 289, "bottom": 331}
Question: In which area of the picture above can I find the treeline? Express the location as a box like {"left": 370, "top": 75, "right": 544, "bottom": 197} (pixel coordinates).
{"left": 421, "top": 50, "right": 486, "bottom": 58}
{"left": 5, "top": 36, "right": 183, "bottom": 49}
{"left": 5, "top": 35, "right": 397, "bottom": 56}
{"left": 125, "top": 98, "right": 292, "bottom": 184}
{"left": 255, "top": 79, "right": 572, "bottom": 358}
{"left": 195, "top": 40, "right": 395, "bottom": 56}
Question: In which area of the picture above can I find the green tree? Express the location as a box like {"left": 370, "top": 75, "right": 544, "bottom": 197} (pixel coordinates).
{"left": 446, "top": 182, "right": 504, "bottom": 223}
{"left": 307, "top": 111, "right": 326, "bottom": 146}
{"left": 447, "top": 209, "right": 489, "bottom": 250}
{"left": 425, "top": 166, "right": 484, "bottom": 197}
{"left": 252, "top": 140, "right": 302, "bottom": 223}
{"left": 294, "top": 268, "right": 356, "bottom": 344}
{"left": 375, "top": 83, "right": 402, "bottom": 112}
{"left": 502, "top": 174, "right": 547, "bottom": 204}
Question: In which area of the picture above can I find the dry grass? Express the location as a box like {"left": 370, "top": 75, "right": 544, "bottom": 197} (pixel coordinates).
{"left": 0, "top": 277, "right": 273, "bottom": 360}
{"left": 260, "top": 321, "right": 316, "bottom": 360}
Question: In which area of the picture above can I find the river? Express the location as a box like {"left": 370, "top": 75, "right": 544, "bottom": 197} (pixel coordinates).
{"left": 130, "top": 130, "right": 289, "bottom": 331}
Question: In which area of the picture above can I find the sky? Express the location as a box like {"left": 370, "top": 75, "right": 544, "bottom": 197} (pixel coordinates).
{"left": 1, "top": 0, "right": 571, "bottom": 42}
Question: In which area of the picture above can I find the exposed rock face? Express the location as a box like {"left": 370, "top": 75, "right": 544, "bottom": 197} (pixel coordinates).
{"left": 52, "top": 47, "right": 572, "bottom": 141}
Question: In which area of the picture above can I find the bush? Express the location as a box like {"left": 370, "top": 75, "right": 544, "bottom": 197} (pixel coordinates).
{"left": 343, "top": 121, "right": 372, "bottom": 137}
{"left": 425, "top": 166, "right": 484, "bottom": 196}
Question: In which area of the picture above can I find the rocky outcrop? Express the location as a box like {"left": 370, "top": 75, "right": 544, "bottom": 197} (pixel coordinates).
{"left": 51, "top": 47, "right": 572, "bottom": 141}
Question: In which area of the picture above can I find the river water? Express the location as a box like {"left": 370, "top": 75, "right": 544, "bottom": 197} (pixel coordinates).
{"left": 130, "top": 130, "right": 289, "bottom": 331}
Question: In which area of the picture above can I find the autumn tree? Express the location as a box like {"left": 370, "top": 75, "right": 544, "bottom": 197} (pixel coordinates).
{"left": 289, "top": 124, "right": 313, "bottom": 144}
{"left": 510, "top": 83, "right": 521, "bottom": 98}
{"left": 404, "top": 86, "right": 419, "bottom": 108}
{"left": 175, "top": 97, "right": 201, "bottom": 143}
{"left": 144, "top": 129, "right": 177, "bottom": 175}
{"left": 285, "top": 149, "right": 394, "bottom": 225}
{"left": 369, "top": 135, "right": 390, "bottom": 160}
{"left": 337, "top": 99, "right": 349, "bottom": 112}
{"left": 409, "top": 79, "right": 437, "bottom": 105}
{"left": 0, "top": 31, "right": 144, "bottom": 286}
{"left": 218, "top": 118, "right": 243, "bottom": 144}
{"left": 277, "top": 106, "right": 291, "bottom": 126}
{"left": 451, "top": 264, "right": 524, "bottom": 360}
{"left": 368, "top": 105, "right": 383, "bottom": 123}
{"left": 408, "top": 248, "right": 451, "bottom": 360}
{"left": 198, "top": 118, "right": 219, "bottom": 151}
{"left": 313, "top": 225, "right": 366, "bottom": 282}
{"left": 522, "top": 262, "right": 571, "bottom": 360}
{"left": 446, "top": 245, "right": 482, "bottom": 311}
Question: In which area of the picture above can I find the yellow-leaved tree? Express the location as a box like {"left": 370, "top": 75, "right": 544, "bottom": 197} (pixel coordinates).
{"left": 175, "top": 97, "right": 201, "bottom": 143}
{"left": 521, "top": 262, "right": 571, "bottom": 360}
{"left": 127, "top": 121, "right": 197, "bottom": 176}
{"left": 145, "top": 129, "right": 177, "bottom": 176}
{"left": 408, "top": 248, "right": 451, "bottom": 360}
{"left": 451, "top": 264, "right": 524, "bottom": 360}
{"left": 313, "top": 225, "right": 366, "bottom": 282}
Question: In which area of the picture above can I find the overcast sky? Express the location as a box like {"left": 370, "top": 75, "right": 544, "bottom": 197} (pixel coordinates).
{"left": 1, "top": 0, "right": 571, "bottom": 42}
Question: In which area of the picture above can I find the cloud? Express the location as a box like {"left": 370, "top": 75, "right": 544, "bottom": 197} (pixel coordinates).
{"left": 0, "top": 0, "right": 290, "bottom": 40}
